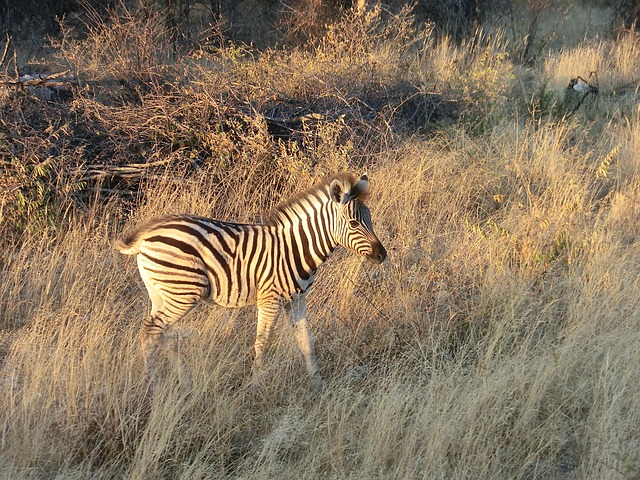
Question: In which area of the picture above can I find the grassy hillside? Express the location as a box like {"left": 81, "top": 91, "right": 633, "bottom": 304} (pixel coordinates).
{"left": 2, "top": 2, "right": 640, "bottom": 478}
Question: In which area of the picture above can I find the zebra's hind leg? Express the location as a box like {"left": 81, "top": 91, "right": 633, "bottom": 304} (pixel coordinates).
{"left": 140, "top": 313, "right": 177, "bottom": 378}
{"left": 140, "top": 305, "right": 194, "bottom": 385}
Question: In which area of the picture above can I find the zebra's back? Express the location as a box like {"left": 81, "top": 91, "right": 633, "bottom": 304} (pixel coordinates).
{"left": 116, "top": 214, "right": 267, "bottom": 308}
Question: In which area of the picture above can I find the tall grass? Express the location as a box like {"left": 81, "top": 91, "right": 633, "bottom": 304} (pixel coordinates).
{"left": 2, "top": 2, "right": 640, "bottom": 479}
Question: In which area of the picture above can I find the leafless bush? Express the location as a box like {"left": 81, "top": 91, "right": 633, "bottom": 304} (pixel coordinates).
{"left": 53, "top": 1, "right": 179, "bottom": 99}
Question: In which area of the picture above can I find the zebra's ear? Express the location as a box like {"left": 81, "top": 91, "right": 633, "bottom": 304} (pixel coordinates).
{"left": 330, "top": 179, "right": 347, "bottom": 204}
{"left": 349, "top": 173, "right": 369, "bottom": 199}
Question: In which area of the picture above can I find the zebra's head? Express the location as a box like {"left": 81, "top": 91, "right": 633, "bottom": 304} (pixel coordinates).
{"left": 329, "top": 174, "right": 387, "bottom": 264}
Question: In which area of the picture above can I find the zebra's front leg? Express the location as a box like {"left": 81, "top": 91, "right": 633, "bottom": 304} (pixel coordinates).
{"left": 288, "top": 294, "right": 324, "bottom": 389}
{"left": 252, "top": 299, "right": 281, "bottom": 376}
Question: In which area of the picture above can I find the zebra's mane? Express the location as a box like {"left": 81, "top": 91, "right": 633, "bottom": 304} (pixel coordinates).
{"left": 266, "top": 173, "right": 366, "bottom": 226}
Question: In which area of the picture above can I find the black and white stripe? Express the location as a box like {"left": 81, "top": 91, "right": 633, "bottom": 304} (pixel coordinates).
{"left": 115, "top": 173, "right": 386, "bottom": 385}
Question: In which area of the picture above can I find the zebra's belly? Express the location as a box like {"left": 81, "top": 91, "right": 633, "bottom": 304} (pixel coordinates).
{"left": 208, "top": 288, "right": 257, "bottom": 309}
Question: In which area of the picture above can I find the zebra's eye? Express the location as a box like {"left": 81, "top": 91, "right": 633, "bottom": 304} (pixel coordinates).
{"left": 348, "top": 220, "right": 360, "bottom": 228}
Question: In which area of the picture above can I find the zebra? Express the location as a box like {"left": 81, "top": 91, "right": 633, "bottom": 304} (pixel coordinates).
{"left": 114, "top": 173, "right": 387, "bottom": 387}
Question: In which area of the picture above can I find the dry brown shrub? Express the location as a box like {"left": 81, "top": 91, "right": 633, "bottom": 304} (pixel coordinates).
{"left": 53, "top": 1, "right": 179, "bottom": 100}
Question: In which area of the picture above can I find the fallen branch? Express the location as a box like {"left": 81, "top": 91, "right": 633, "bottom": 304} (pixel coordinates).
{"left": 263, "top": 112, "right": 325, "bottom": 127}
{"left": 3, "top": 71, "right": 75, "bottom": 101}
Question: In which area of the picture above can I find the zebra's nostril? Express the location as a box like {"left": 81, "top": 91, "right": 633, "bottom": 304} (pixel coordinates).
{"left": 367, "top": 245, "right": 386, "bottom": 264}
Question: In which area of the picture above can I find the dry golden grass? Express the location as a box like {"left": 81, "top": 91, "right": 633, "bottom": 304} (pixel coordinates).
{"left": 2, "top": 2, "right": 640, "bottom": 479}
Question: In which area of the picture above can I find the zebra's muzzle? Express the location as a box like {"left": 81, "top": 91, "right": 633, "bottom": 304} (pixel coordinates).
{"left": 367, "top": 241, "right": 387, "bottom": 264}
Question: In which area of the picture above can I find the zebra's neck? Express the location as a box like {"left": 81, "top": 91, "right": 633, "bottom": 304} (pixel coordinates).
{"left": 269, "top": 191, "right": 339, "bottom": 275}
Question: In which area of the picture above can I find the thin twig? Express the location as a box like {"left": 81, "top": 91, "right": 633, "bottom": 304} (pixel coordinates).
{"left": 0, "top": 34, "right": 11, "bottom": 68}
{"left": 343, "top": 268, "right": 391, "bottom": 323}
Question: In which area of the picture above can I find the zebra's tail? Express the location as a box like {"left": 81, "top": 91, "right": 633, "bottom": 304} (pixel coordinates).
{"left": 113, "top": 231, "right": 143, "bottom": 255}
{"left": 114, "top": 214, "right": 184, "bottom": 255}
